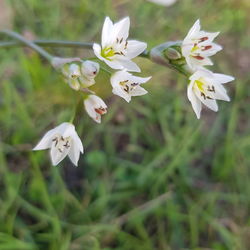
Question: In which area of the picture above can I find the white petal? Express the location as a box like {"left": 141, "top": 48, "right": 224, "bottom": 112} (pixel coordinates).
{"left": 187, "top": 82, "right": 202, "bottom": 119}
{"left": 103, "top": 59, "right": 124, "bottom": 70}
{"left": 126, "top": 40, "right": 147, "bottom": 59}
{"left": 102, "top": 17, "right": 114, "bottom": 47}
{"left": 33, "top": 129, "right": 55, "bottom": 150}
{"left": 112, "top": 87, "right": 131, "bottom": 102}
{"left": 213, "top": 73, "right": 235, "bottom": 84}
{"left": 113, "top": 17, "right": 130, "bottom": 42}
{"left": 185, "top": 19, "right": 201, "bottom": 41}
{"left": 117, "top": 59, "right": 141, "bottom": 72}
{"left": 131, "top": 86, "right": 148, "bottom": 97}
{"left": 93, "top": 43, "right": 103, "bottom": 61}
{"left": 68, "top": 140, "right": 83, "bottom": 166}
{"left": 194, "top": 88, "right": 218, "bottom": 112}
{"left": 50, "top": 144, "right": 70, "bottom": 166}
{"left": 213, "top": 84, "right": 230, "bottom": 102}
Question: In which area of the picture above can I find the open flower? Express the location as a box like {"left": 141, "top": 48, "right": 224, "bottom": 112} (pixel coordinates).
{"left": 187, "top": 68, "right": 234, "bottom": 119}
{"left": 33, "top": 123, "right": 84, "bottom": 166}
{"left": 93, "top": 16, "right": 147, "bottom": 72}
{"left": 62, "top": 61, "right": 99, "bottom": 90}
{"left": 110, "top": 70, "right": 151, "bottom": 102}
{"left": 147, "top": 0, "right": 177, "bottom": 6}
{"left": 84, "top": 95, "right": 107, "bottom": 123}
{"left": 182, "top": 20, "right": 222, "bottom": 71}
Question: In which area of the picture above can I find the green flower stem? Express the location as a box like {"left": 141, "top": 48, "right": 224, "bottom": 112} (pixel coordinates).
{"left": 0, "top": 30, "right": 53, "bottom": 62}
{"left": 0, "top": 38, "right": 150, "bottom": 58}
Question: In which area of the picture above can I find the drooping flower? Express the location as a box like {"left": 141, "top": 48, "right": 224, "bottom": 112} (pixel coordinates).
{"left": 182, "top": 20, "right": 222, "bottom": 71}
{"left": 93, "top": 16, "right": 147, "bottom": 72}
{"left": 187, "top": 68, "right": 234, "bottom": 119}
{"left": 110, "top": 70, "right": 151, "bottom": 102}
{"left": 84, "top": 95, "right": 107, "bottom": 123}
{"left": 62, "top": 61, "right": 100, "bottom": 90}
{"left": 33, "top": 123, "right": 84, "bottom": 166}
{"left": 147, "top": 0, "right": 177, "bottom": 6}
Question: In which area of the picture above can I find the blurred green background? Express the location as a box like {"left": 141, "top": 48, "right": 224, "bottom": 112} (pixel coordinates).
{"left": 0, "top": 0, "right": 250, "bottom": 249}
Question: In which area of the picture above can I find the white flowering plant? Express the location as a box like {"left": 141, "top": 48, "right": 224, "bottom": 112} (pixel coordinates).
{"left": 0, "top": 16, "right": 234, "bottom": 166}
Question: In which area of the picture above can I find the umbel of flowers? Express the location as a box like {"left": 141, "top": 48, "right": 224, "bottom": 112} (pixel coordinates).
{"left": 1, "top": 16, "right": 233, "bottom": 166}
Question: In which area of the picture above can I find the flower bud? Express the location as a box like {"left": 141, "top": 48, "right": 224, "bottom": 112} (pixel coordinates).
{"left": 164, "top": 47, "right": 181, "bottom": 60}
{"left": 84, "top": 95, "right": 107, "bottom": 123}
{"left": 81, "top": 60, "right": 100, "bottom": 79}
{"left": 68, "top": 64, "right": 81, "bottom": 79}
{"left": 149, "top": 41, "right": 189, "bottom": 76}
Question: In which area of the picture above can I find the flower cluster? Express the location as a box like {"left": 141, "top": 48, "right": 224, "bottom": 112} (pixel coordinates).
{"left": 181, "top": 20, "right": 234, "bottom": 118}
{"left": 34, "top": 16, "right": 151, "bottom": 166}
{"left": 32, "top": 17, "right": 234, "bottom": 167}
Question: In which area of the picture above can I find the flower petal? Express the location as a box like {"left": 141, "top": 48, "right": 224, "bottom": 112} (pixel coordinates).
{"left": 50, "top": 143, "right": 71, "bottom": 166}
{"left": 68, "top": 140, "right": 82, "bottom": 166}
{"left": 126, "top": 40, "right": 147, "bottom": 59}
{"left": 187, "top": 82, "right": 202, "bottom": 119}
{"left": 113, "top": 16, "right": 130, "bottom": 41}
{"left": 214, "top": 73, "right": 235, "bottom": 84}
{"left": 102, "top": 17, "right": 114, "bottom": 47}
{"left": 131, "top": 86, "right": 148, "bottom": 97}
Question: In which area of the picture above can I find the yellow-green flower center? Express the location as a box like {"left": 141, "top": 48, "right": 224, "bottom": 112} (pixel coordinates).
{"left": 195, "top": 79, "right": 204, "bottom": 92}
{"left": 101, "top": 47, "right": 115, "bottom": 60}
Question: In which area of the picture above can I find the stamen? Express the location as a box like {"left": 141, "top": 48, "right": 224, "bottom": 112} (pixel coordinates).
{"left": 202, "top": 45, "right": 212, "bottom": 51}
{"left": 207, "top": 86, "right": 215, "bottom": 92}
{"left": 199, "top": 37, "right": 208, "bottom": 43}
{"left": 124, "top": 85, "right": 129, "bottom": 93}
{"left": 124, "top": 41, "right": 128, "bottom": 49}
{"left": 95, "top": 107, "right": 107, "bottom": 115}
{"left": 192, "top": 55, "right": 204, "bottom": 60}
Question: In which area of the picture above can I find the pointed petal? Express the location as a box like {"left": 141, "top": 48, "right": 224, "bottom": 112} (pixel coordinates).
{"left": 112, "top": 87, "right": 131, "bottom": 102}
{"left": 126, "top": 40, "right": 147, "bottom": 59}
{"left": 213, "top": 84, "right": 230, "bottom": 102}
{"left": 68, "top": 141, "right": 82, "bottom": 166}
{"left": 185, "top": 19, "right": 201, "bottom": 40}
{"left": 102, "top": 17, "right": 114, "bottom": 47}
{"left": 33, "top": 129, "right": 56, "bottom": 151}
{"left": 131, "top": 86, "right": 148, "bottom": 97}
{"left": 213, "top": 73, "right": 235, "bottom": 84}
{"left": 117, "top": 59, "right": 141, "bottom": 72}
{"left": 195, "top": 88, "right": 218, "bottom": 112}
{"left": 113, "top": 17, "right": 130, "bottom": 41}
{"left": 187, "top": 82, "right": 202, "bottom": 119}
{"left": 50, "top": 144, "right": 70, "bottom": 166}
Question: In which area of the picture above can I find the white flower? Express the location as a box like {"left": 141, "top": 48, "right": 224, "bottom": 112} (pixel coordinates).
{"left": 187, "top": 68, "right": 234, "bottom": 119}
{"left": 33, "top": 123, "right": 84, "bottom": 166}
{"left": 81, "top": 60, "right": 100, "bottom": 79}
{"left": 147, "top": 0, "right": 176, "bottom": 6}
{"left": 84, "top": 95, "right": 107, "bottom": 123}
{"left": 93, "top": 16, "right": 147, "bottom": 72}
{"left": 182, "top": 20, "right": 222, "bottom": 71}
{"left": 110, "top": 70, "right": 151, "bottom": 102}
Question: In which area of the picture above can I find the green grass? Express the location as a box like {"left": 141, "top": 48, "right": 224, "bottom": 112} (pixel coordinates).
{"left": 1, "top": 0, "right": 250, "bottom": 249}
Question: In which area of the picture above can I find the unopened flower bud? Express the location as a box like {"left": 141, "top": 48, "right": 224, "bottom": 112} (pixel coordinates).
{"left": 150, "top": 41, "right": 189, "bottom": 76}
{"left": 84, "top": 95, "right": 107, "bottom": 123}
{"left": 164, "top": 47, "right": 181, "bottom": 60}
{"left": 69, "top": 64, "right": 81, "bottom": 79}
{"left": 81, "top": 60, "right": 100, "bottom": 79}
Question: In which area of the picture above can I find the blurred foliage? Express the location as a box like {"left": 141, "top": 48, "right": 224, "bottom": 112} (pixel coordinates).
{"left": 0, "top": 0, "right": 250, "bottom": 249}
